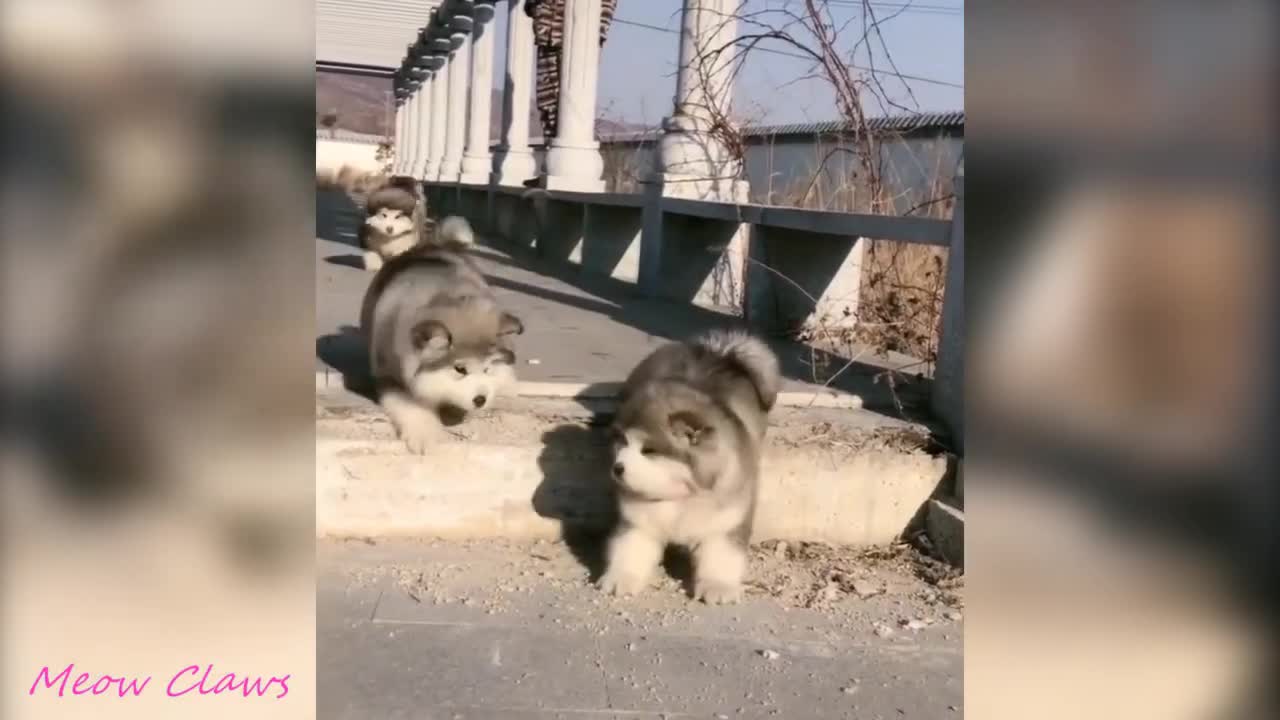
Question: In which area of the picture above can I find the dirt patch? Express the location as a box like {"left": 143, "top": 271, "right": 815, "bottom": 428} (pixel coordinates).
{"left": 771, "top": 421, "right": 932, "bottom": 455}
{"left": 750, "top": 539, "right": 964, "bottom": 611}
{"left": 332, "top": 536, "right": 964, "bottom": 641}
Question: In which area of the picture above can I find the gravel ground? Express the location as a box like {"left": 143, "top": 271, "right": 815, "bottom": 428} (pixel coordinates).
{"left": 319, "top": 537, "right": 963, "bottom": 719}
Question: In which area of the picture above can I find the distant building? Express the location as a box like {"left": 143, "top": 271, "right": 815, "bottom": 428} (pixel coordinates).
{"left": 317, "top": 110, "right": 965, "bottom": 211}
{"left": 550, "top": 111, "right": 965, "bottom": 209}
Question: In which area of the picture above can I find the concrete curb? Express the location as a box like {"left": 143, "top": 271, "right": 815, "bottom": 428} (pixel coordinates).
{"left": 316, "top": 392, "right": 946, "bottom": 545}
{"left": 926, "top": 498, "right": 964, "bottom": 567}
{"left": 315, "top": 371, "right": 864, "bottom": 410}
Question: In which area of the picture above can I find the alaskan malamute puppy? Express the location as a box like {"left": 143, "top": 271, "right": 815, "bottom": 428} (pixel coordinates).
{"left": 316, "top": 167, "right": 429, "bottom": 271}
{"left": 360, "top": 216, "right": 523, "bottom": 453}
{"left": 359, "top": 176, "right": 428, "bottom": 271}
{"left": 600, "top": 331, "right": 780, "bottom": 604}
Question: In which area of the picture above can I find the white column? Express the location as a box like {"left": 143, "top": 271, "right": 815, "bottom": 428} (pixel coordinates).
{"left": 460, "top": 2, "right": 498, "bottom": 185}
{"left": 656, "top": 0, "right": 747, "bottom": 201}
{"left": 425, "top": 63, "right": 448, "bottom": 179}
{"left": 411, "top": 69, "right": 433, "bottom": 178}
{"left": 542, "top": 0, "right": 605, "bottom": 192}
{"left": 402, "top": 84, "right": 421, "bottom": 177}
{"left": 493, "top": 0, "right": 537, "bottom": 185}
{"left": 393, "top": 96, "right": 407, "bottom": 174}
{"left": 642, "top": 0, "right": 749, "bottom": 311}
{"left": 439, "top": 32, "right": 471, "bottom": 181}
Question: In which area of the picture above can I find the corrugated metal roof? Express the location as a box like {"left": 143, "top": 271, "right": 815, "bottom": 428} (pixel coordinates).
{"left": 742, "top": 111, "right": 965, "bottom": 137}
{"left": 316, "top": 0, "right": 439, "bottom": 69}
{"left": 590, "top": 111, "right": 965, "bottom": 144}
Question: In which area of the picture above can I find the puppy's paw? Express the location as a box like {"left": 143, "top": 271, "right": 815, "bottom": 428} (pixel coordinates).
{"left": 400, "top": 431, "right": 433, "bottom": 455}
{"left": 381, "top": 391, "right": 441, "bottom": 454}
{"left": 397, "top": 423, "right": 436, "bottom": 454}
{"left": 362, "top": 250, "right": 384, "bottom": 272}
{"left": 598, "top": 570, "right": 649, "bottom": 597}
{"left": 694, "top": 579, "right": 743, "bottom": 605}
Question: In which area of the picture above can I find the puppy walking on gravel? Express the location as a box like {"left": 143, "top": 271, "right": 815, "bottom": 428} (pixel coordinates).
{"left": 360, "top": 216, "right": 523, "bottom": 453}
{"left": 599, "top": 331, "right": 780, "bottom": 604}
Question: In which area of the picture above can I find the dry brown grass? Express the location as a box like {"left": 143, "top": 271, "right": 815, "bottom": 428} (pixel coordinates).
{"left": 858, "top": 237, "right": 949, "bottom": 367}
{"left": 755, "top": 134, "right": 955, "bottom": 370}
{"left": 375, "top": 140, "right": 394, "bottom": 175}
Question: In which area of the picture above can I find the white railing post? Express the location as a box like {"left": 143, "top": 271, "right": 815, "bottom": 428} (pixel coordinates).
{"left": 421, "top": 10, "right": 452, "bottom": 182}
{"left": 425, "top": 58, "right": 447, "bottom": 180}
{"left": 541, "top": 0, "right": 605, "bottom": 192}
{"left": 411, "top": 66, "right": 433, "bottom": 179}
{"left": 392, "top": 86, "right": 407, "bottom": 174}
{"left": 932, "top": 157, "right": 964, "bottom": 446}
{"left": 461, "top": 2, "right": 497, "bottom": 185}
{"left": 415, "top": 70, "right": 434, "bottom": 178}
{"left": 656, "top": 0, "right": 747, "bottom": 202}
{"left": 439, "top": 11, "right": 473, "bottom": 182}
{"left": 642, "top": 0, "right": 749, "bottom": 307}
{"left": 403, "top": 73, "right": 422, "bottom": 177}
{"left": 493, "top": 0, "right": 537, "bottom": 186}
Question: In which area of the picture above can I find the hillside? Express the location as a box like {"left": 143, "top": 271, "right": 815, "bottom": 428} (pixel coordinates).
{"left": 316, "top": 72, "right": 394, "bottom": 136}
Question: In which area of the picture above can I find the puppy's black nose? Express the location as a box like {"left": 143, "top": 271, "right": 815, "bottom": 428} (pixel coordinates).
{"left": 612, "top": 462, "right": 624, "bottom": 477}
{"left": 472, "top": 395, "right": 486, "bottom": 408}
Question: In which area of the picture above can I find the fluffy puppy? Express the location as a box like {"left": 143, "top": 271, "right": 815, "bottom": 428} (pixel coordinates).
{"left": 359, "top": 217, "right": 523, "bottom": 453}
{"left": 599, "top": 331, "right": 780, "bottom": 604}
{"left": 358, "top": 176, "right": 428, "bottom": 271}
{"left": 316, "top": 166, "right": 429, "bottom": 270}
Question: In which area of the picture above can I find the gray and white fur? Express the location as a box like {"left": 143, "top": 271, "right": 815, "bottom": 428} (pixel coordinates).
{"left": 359, "top": 176, "right": 428, "bottom": 272}
{"left": 360, "top": 216, "right": 523, "bottom": 453}
{"left": 599, "top": 331, "right": 780, "bottom": 604}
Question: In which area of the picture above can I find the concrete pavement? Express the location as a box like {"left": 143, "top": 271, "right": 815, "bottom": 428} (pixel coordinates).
{"left": 314, "top": 189, "right": 931, "bottom": 417}
{"left": 318, "top": 539, "right": 963, "bottom": 720}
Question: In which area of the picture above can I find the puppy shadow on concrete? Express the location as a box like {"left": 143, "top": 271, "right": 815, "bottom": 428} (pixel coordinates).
{"left": 316, "top": 187, "right": 363, "bottom": 247}
{"left": 533, "top": 422, "right": 615, "bottom": 582}
{"left": 324, "top": 254, "right": 366, "bottom": 270}
{"left": 531, "top": 420, "right": 695, "bottom": 594}
{"left": 315, "top": 326, "right": 375, "bottom": 400}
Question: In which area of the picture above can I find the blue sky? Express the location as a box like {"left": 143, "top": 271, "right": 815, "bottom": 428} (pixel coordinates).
{"left": 488, "top": 0, "right": 964, "bottom": 127}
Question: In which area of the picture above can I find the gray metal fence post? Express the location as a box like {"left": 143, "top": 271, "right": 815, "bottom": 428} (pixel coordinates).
{"left": 932, "top": 157, "right": 964, "bottom": 447}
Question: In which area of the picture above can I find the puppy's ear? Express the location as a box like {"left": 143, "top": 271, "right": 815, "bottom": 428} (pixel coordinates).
{"left": 498, "top": 312, "right": 524, "bottom": 337}
{"left": 668, "top": 411, "right": 712, "bottom": 446}
{"left": 410, "top": 320, "right": 451, "bottom": 352}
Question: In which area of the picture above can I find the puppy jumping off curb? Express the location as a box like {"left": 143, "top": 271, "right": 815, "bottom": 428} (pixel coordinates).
{"left": 317, "top": 166, "right": 428, "bottom": 271}
{"left": 599, "top": 331, "right": 780, "bottom": 604}
{"left": 360, "top": 216, "right": 523, "bottom": 453}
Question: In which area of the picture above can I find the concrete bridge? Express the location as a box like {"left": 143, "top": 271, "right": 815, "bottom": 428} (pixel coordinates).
{"left": 319, "top": 0, "right": 963, "bottom": 437}
{"left": 315, "top": 2, "right": 963, "bottom": 716}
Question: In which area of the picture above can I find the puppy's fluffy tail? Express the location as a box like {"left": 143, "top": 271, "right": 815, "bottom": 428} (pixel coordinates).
{"left": 693, "top": 330, "right": 781, "bottom": 410}
{"left": 429, "top": 215, "right": 475, "bottom": 250}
